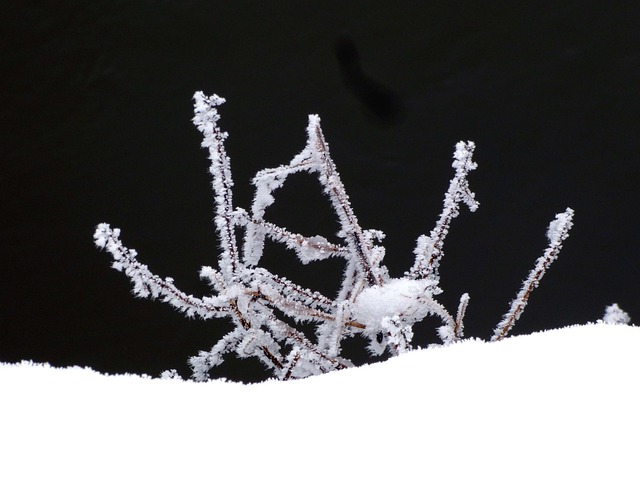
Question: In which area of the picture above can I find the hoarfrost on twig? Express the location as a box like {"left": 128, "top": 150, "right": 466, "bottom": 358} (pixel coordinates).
{"left": 491, "top": 208, "right": 575, "bottom": 342}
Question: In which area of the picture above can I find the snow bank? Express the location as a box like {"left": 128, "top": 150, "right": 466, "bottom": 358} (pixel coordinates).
{"left": 1, "top": 323, "right": 639, "bottom": 479}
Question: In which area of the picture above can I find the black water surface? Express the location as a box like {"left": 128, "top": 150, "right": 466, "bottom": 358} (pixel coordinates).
{"left": 2, "top": 1, "right": 638, "bottom": 381}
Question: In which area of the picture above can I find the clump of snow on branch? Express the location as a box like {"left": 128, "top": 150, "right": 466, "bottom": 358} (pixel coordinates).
{"left": 94, "top": 91, "right": 577, "bottom": 381}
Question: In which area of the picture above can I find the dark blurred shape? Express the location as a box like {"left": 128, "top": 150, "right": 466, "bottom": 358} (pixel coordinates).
{"left": 334, "top": 34, "right": 405, "bottom": 124}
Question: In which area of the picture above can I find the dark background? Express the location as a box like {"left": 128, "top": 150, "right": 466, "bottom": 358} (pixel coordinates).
{"left": 3, "top": 1, "right": 638, "bottom": 382}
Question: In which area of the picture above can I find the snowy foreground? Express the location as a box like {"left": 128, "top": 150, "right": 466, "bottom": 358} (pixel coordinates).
{"left": 2, "top": 323, "right": 639, "bottom": 479}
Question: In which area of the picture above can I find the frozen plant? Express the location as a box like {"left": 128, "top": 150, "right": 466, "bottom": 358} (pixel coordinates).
{"left": 94, "top": 91, "right": 574, "bottom": 381}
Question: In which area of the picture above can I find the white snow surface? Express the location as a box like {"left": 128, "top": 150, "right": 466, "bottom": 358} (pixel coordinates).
{"left": 2, "top": 323, "right": 639, "bottom": 479}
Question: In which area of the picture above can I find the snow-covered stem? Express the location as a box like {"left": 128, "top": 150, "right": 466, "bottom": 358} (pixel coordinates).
{"left": 93, "top": 223, "right": 229, "bottom": 319}
{"left": 491, "top": 208, "right": 575, "bottom": 342}
{"left": 409, "top": 141, "right": 479, "bottom": 287}
{"left": 94, "top": 91, "right": 579, "bottom": 381}
{"left": 239, "top": 213, "right": 349, "bottom": 264}
{"left": 452, "top": 292, "right": 469, "bottom": 341}
{"left": 247, "top": 115, "right": 385, "bottom": 288}
{"left": 193, "top": 92, "right": 240, "bottom": 280}
{"left": 310, "top": 118, "right": 385, "bottom": 288}
{"left": 438, "top": 292, "right": 469, "bottom": 346}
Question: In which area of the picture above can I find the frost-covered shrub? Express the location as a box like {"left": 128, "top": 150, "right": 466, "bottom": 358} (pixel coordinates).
{"left": 598, "top": 304, "right": 631, "bottom": 325}
{"left": 95, "top": 92, "right": 574, "bottom": 381}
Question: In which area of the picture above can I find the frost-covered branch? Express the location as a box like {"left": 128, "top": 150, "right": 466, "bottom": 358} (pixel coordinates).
{"left": 408, "top": 141, "right": 479, "bottom": 288}
{"left": 238, "top": 212, "right": 349, "bottom": 265}
{"left": 491, "top": 208, "right": 575, "bottom": 341}
{"left": 94, "top": 223, "right": 229, "bottom": 319}
{"left": 193, "top": 92, "right": 240, "bottom": 280}
{"left": 246, "top": 115, "right": 386, "bottom": 289}
{"left": 438, "top": 293, "right": 470, "bottom": 345}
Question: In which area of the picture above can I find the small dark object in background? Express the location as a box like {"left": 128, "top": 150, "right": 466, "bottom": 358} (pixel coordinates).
{"left": 334, "top": 34, "right": 405, "bottom": 124}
